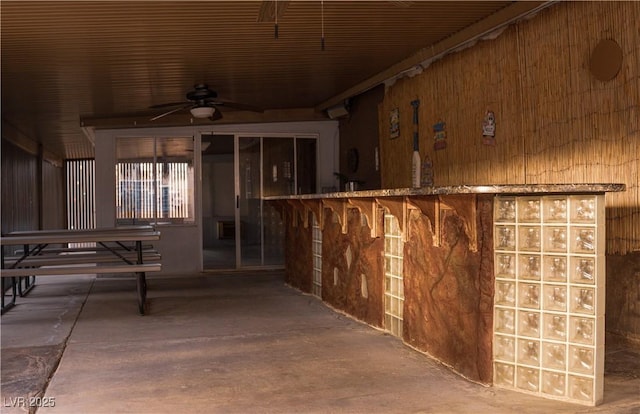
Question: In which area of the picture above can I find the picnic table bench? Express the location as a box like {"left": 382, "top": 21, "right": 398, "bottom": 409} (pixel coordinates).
{"left": 1, "top": 226, "right": 161, "bottom": 315}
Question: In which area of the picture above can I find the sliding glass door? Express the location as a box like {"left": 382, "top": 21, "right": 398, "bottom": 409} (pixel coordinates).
{"left": 238, "top": 137, "right": 262, "bottom": 267}
{"left": 260, "top": 137, "right": 295, "bottom": 266}
{"left": 202, "top": 134, "right": 316, "bottom": 270}
{"left": 202, "top": 134, "right": 236, "bottom": 269}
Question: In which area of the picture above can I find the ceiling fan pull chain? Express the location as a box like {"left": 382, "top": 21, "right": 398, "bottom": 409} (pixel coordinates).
{"left": 321, "top": 0, "right": 325, "bottom": 51}
{"left": 274, "top": 0, "right": 279, "bottom": 39}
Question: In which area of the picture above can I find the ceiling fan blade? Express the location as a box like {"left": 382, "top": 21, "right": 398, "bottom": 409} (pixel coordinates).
{"left": 257, "top": 1, "right": 290, "bottom": 22}
{"left": 213, "top": 99, "right": 264, "bottom": 113}
{"left": 149, "top": 101, "right": 190, "bottom": 109}
{"left": 150, "top": 104, "right": 192, "bottom": 121}
{"left": 210, "top": 110, "right": 223, "bottom": 121}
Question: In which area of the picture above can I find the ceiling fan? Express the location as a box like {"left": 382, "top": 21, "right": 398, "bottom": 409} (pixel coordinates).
{"left": 149, "top": 83, "right": 263, "bottom": 121}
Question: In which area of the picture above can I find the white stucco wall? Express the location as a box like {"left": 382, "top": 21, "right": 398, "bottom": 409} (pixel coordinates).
{"left": 94, "top": 120, "right": 339, "bottom": 275}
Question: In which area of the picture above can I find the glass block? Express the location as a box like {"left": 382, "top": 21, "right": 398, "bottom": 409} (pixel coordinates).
{"left": 496, "top": 225, "right": 516, "bottom": 250}
{"left": 392, "top": 238, "right": 401, "bottom": 256}
{"left": 543, "top": 256, "right": 567, "bottom": 282}
{"left": 542, "top": 342, "right": 566, "bottom": 370}
{"left": 570, "top": 316, "right": 595, "bottom": 345}
{"left": 518, "top": 311, "right": 540, "bottom": 337}
{"left": 518, "top": 283, "right": 540, "bottom": 309}
{"left": 570, "top": 196, "right": 596, "bottom": 223}
{"left": 494, "top": 335, "right": 516, "bottom": 362}
{"left": 495, "top": 308, "right": 515, "bottom": 334}
{"left": 390, "top": 297, "right": 398, "bottom": 315}
{"left": 519, "top": 255, "right": 541, "bottom": 280}
{"left": 395, "top": 318, "right": 403, "bottom": 337}
{"left": 571, "top": 286, "right": 595, "bottom": 315}
{"left": 571, "top": 227, "right": 595, "bottom": 254}
{"left": 571, "top": 257, "right": 596, "bottom": 285}
{"left": 518, "top": 198, "right": 541, "bottom": 223}
{"left": 544, "top": 226, "right": 567, "bottom": 252}
{"left": 493, "top": 194, "right": 603, "bottom": 404}
{"left": 542, "top": 371, "right": 566, "bottom": 396}
{"left": 543, "top": 314, "right": 567, "bottom": 341}
{"left": 496, "top": 253, "right": 516, "bottom": 278}
{"left": 544, "top": 197, "right": 568, "bottom": 223}
{"left": 570, "top": 345, "right": 594, "bottom": 375}
{"left": 519, "top": 226, "right": 541, "bottom": 251}
{"left": 495, "top": 198, "right": 516, "bottom": 222}
{"left": 543, "top": 284, "right": 567, "bottom": 312}
{"left": 385, "top": 215, "right": 398, "bottom": 234}
{"left": 568, "top": 375, "right": 593, "bottom": 402}
{"left": 390, "top": 277, "right": 398, "bottom": 296}
{"left": 494, "top": 362, "right": 515, "bottom": 387}
{"left": 388, "top": 256, "right": 401, "bottom": 275}
{"left": 516, "top": 366, "right": 539, "bottom": 392}
{"left": 495, "top": 281, "right": 516, "bottom": 306}
{"left": 517, "top": 338, "right": 540, "bottom": 366}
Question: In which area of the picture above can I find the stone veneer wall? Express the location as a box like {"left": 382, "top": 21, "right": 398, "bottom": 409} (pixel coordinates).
{"left": 321, "top": 208, "right": 384, "bottom": 328}
{"left": 284, "top": 209, "right": 314, "bottom": 293}
{"left": 403, "top": 194, "right": 494, "bottom": 383}
{"left": 279, "top": 195, "right": 495, "bottom": 383}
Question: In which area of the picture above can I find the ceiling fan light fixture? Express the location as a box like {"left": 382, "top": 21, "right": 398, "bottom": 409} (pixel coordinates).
{"left": 190, "top": 106, "right": 215, "bottom": 118}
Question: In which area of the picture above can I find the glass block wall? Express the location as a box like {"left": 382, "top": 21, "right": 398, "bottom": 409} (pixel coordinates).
{"left": 311, "top": 214, "right": 322, "bottom": 298}
{"left": 384, "top": 212, "right": 404, "bottom": 338}
{"left": 493, "top": 194, "right": 605, "bottom": 405}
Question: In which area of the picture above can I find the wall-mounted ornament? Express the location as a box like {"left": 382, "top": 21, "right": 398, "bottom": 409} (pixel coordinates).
{"left": 421, "top": 154, "right": 434, "bottom": 187}
{"left": 433, "top": 119, "right": 447, "bottom": 151}
{"left": 390, "top": 108, "right": 400, "bottom": 139}
{"left": 482, "top": 110, "right": 496, "bottom": 146}
{"left": 589, "top": 39, "right": 623, "bottom": 82}
{"left": 411, "top": 99, "right": 421, "bottom": 188}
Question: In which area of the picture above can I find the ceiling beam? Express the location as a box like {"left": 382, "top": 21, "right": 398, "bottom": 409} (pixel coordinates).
{"left": 317, "top": 1, "right": 552, "bottom": 111}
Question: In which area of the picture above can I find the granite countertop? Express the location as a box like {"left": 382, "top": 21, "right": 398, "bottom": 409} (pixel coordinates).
{"left": 264, "top": 183, "right": 626, "bottom": 200}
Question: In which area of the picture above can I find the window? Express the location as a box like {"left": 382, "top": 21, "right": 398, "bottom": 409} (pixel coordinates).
{"left": 384, "top": 211, "right": 404, "bottom": 337}
{"left": 115, "top": 136, "right": 194, "bottom": 225}
{"left": 66, "top": 159, "right": 95, "bottom": 230}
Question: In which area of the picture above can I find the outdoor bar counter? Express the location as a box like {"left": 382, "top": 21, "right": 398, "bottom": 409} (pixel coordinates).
{"left": 266, "top": 183, "right": 625, "bottom": 406}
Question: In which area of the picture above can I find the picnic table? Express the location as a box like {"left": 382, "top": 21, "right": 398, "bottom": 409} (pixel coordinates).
{"left": 1, "top": 226, "right": 161, "bottom": 315}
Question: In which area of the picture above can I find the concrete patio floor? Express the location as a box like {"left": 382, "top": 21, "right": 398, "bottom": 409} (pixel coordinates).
{"left": 1, "top": 271, "right": 639, "bottom": 413}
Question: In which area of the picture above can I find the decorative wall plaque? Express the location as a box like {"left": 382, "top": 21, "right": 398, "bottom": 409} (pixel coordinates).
{"left": 390, "top": 108, "right": 400, "bottom": 139}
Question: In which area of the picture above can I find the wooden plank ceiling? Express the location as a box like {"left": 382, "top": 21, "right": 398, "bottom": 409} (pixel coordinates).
{"left": 1, "top": 1, "right": 544, "bottom": 160}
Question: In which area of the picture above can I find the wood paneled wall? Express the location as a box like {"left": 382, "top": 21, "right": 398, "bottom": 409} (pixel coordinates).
{"left": 338, "top": 85, "right": 384, "bottom": 190}
{"left": 379, "top": 1, "right": 639, "bottom": 255}
{"left": 42, "top": 158, "right": 66, "bottom": 230}
{"left": 1, "top": 138, "right": 66, "bottom": 234}
{"left": 1, "top": 139, "right": 39, "bottom": 233}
